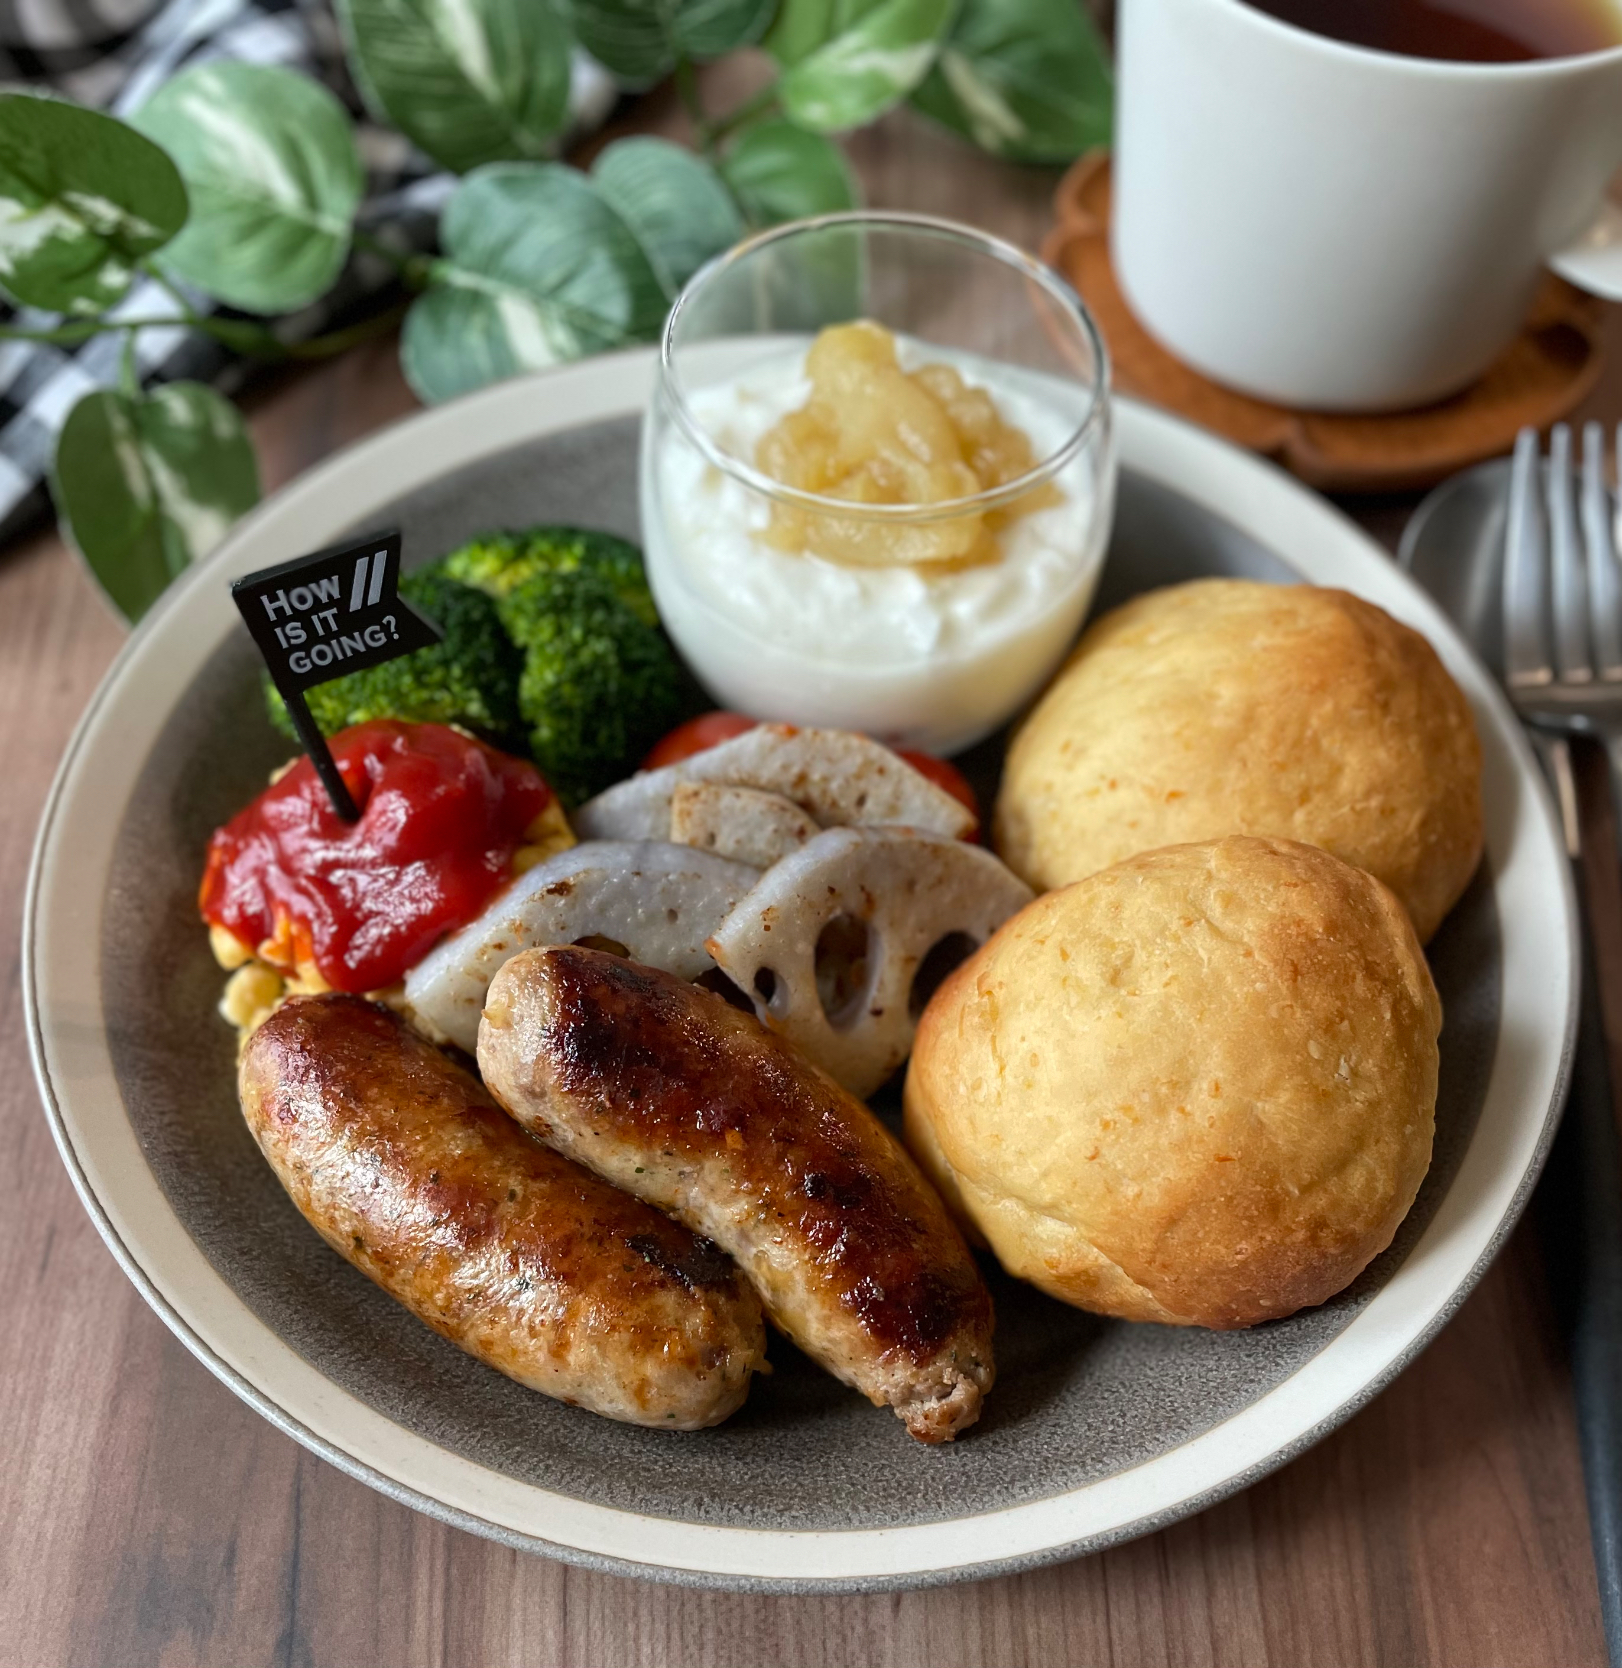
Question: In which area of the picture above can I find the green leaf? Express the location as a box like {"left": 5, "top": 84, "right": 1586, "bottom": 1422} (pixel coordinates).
{"left": 761, "top": 0, "right": 835, "bottom": 66}
{"left": 336, "top": 0, "right": 574, "bottom": 175}
{"left": 590, "top": 138, "right": 742, "bottom": 299}
{"left": 132, "top": 64, "right": 362, "bottom": 313}
{"left": 402, "top": 162, "right": 666, "bottom": 404}
{"left": 770, "top": 0, "right": 955, "bottom": 132}
{"left": 720, "top": 118, "right": 862, "bottom": 325}
{"left": 909, "top": 0, "right": 1112, "bottom": 163}
{"left": 52, "top": 382, "right": 260, "bottom": 623}
{"left": 0, "top": 92, "right": 187, "bottom": 315}
{"left": 720, "top": 119, "right": 857, "bottom": 227}
{"left": 565, "top": 0, "right": 778, "bottom": 82}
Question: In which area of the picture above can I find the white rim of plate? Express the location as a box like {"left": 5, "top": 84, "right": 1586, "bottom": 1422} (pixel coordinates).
{"left": 24, "top": 349, "right": 1577, "bottom": 1593}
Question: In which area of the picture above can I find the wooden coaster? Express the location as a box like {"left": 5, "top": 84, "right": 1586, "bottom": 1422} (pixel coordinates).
{"left": 1042, "top": 153, "right": 1607, "bottom": 494}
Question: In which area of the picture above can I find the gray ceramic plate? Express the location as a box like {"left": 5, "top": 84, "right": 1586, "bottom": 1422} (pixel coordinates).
{"left": 25, "top": 355, "right": 1577, "bottom": 1591}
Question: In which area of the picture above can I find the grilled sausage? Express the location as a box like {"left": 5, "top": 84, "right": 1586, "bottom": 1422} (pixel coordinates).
{"left": 239, "top": 994, "right": 766, "bottom": 1429}
{"left": 477, "top": 948, "right": 996, "bottom": 1442}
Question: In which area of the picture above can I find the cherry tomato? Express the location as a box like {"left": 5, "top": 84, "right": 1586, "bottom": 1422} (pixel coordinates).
{"left": 897, "top": 750, "right": 980, "bottom": 837}
{"left": 642, "top": 711, "right": 758, "bottom": 769}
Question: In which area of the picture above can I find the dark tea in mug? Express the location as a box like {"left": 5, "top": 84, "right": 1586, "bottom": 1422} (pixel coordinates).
{"left": 1240, "top": 0, "right": 1622, "bottom": 62}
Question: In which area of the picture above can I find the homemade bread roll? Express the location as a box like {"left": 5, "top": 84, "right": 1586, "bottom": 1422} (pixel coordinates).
{"left": 903, "top": 836, "right": 1440, "bottom": 1329}
{"left": 994, "top": 580, "right": 1482, "bottom": 942}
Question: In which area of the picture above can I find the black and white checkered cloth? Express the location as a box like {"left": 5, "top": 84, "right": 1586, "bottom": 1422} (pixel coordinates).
{"left": 0, "top": 0, "right": 616, "bottom": 545}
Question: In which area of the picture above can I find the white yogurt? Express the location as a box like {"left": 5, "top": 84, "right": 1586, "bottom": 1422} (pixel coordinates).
{"left": 640, "top": 337, "right": 1115, "bottom": 755}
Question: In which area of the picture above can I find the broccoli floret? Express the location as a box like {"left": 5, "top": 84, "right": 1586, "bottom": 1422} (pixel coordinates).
{"left": 438, "top": 526, "right": 658, "bottom": 628}
{"left": 265, "top": 570, "right": 524, "bottom": 750}
{"left": 497, "top": 567, "right": 695, "bottom": 805}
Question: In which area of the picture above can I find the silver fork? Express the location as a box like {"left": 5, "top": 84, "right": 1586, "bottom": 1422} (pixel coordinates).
{"left": 1503, "top": 423, "right": 1622, "bottom": 1668}
{"left": 1505, "top": 421, "right": 1622, "bottom": 766}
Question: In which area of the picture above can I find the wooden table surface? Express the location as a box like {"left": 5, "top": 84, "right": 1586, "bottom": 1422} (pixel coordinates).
{"left": 4, "top": 70, "right": 1619, "bottom": 1668}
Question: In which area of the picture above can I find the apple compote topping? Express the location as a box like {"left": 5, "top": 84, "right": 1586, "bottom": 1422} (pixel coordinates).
{"left": 754, "top": 321, "right": 1060, "bottom": 568}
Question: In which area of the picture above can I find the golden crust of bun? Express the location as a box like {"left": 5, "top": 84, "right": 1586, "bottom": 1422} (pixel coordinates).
{"left": 903, "top": 836, "right": 1440, "bottom": 1330}
{"left": 993, "top": 580, "right": 1483, "bottom": 943}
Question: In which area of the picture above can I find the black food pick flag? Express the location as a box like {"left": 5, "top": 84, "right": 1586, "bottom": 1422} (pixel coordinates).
{"left": 231, "top": 530, "right": 442, "bottom": 820}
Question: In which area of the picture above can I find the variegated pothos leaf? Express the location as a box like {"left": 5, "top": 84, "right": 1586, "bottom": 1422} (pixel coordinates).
{"left": 0, "top": 92, "right": 187, "bottom": 314}
{"left": 720, "top": 120, "right": 859, "bottom": 228}
{"left": 337, "top": 0, "right": 575, "bottom": 175}
{"left": 133, "top": 63, "right": 363, "bottom": 313}
{"left": 402, "top": 162, "right": 668, "bottom": 404}
{"left": 565, "top": 0, "right": 778, "bottom": 83}
{"left": 768, "top": 0, "right": 956, "bottom": 132}
{"left": 590, "top": 138, "right": 743, "bottom": 297}
{"left": 909, "top": 0, "right": 1112, "bottom": 163}
{"left": 52, "top": 382, "right": 260, "bottom": 622}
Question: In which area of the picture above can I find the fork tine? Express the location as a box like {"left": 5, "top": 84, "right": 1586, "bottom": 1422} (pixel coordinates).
{"left": 1547, "top": 423, "right": 1592, "bottom": 682}
{"left": 1505, "top": 426, "right": 1552, "bottom": 689}
{"left": 1581, "top": 421, "right": 1622, "bottom": 679}
{"left": 1615, "top": 423, "right": 1622, "bottom": 570}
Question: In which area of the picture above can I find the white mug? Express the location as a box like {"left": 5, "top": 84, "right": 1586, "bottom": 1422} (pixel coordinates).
{"left": 1112, "top": 0, "right": 1622, "bottom": 411}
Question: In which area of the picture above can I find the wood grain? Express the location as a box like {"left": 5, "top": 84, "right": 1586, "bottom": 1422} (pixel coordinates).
{"left": 0, "top": 68, "right": 1615, "bottom": 1668}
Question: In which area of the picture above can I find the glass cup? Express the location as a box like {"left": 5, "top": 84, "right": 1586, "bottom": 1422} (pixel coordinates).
{"left": 639, "top": 212, "right": 1115, "bottom": 756}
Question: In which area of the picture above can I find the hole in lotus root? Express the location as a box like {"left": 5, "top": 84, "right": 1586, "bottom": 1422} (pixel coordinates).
{"left": 573, "top": 935, "right": 632, "bottom": 958}
{"left": 815, "top": 913, "right": 873, "bottom": 1031}
{"left": 910, "top": 931, "right": 978, "bottom": 1019}
{"left": 695, "top": 967, "right": 755, "bottom": 1013}
{"left": 753, "top": 966, "right": 779, "bottom": 1006}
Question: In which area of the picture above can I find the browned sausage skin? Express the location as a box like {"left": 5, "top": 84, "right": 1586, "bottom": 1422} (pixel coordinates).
{"left": 477, "top": 948, "right": 996, "bottom": 1443}
{"left": 239, "top": 994, "right": 766, "bottom": 1429}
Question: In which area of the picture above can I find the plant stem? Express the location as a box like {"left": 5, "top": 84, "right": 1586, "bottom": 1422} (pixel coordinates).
{"left": 118, "top": 331, "right": 140, "bottom": 398}
{"left": 0, "top": 300, "right": 410, "bottom": 360}
{"left": 283, "top": 299, "right": 412, "bottom": 360}
{"left": 351, "top": 227, "right": 431, "bottom": 290}
{"left": 139, "top": 261, "right": 202, "bottom": 321}
{"left": 0, "top": 315, "right": 192, "bottom": 346}
{"left": 0, "top": 319, "right": 106, "bottom": 347}
{"left": 707, "top": 83, "right": 781, "bottom": 146}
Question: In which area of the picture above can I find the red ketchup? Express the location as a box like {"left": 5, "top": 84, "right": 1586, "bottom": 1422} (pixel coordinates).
{"left": 199, "top": 721, "right": 552, "bottom": 993}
